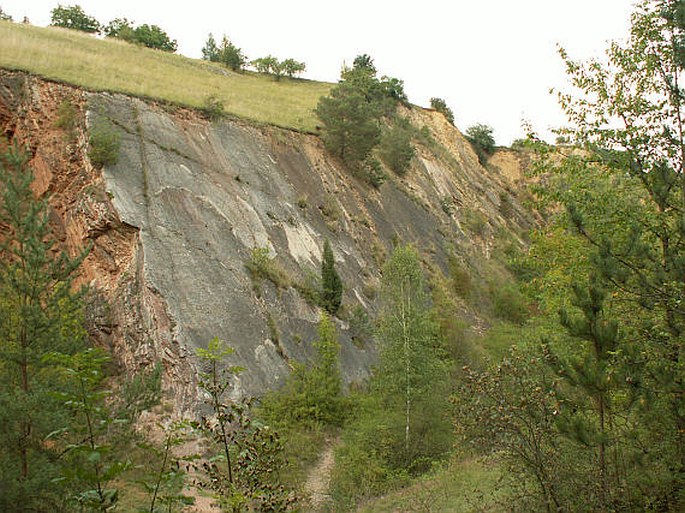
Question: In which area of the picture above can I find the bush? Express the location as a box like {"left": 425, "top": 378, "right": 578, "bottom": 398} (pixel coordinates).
{"left": 217, "top": 35, "right": 246, "bottom": 71}
{"left": 88, "top": 120, "right": 120, "bottom": 168}
{"left": 489, "top": 281, "right": 529, "bottom": 324}
{"left": 104, "top": 19, "right": 176, "bottom": 52}
{"left": 260, "top": 313, "right": 346, "bottom": 427}
{"left": 361, "top": 157, "right": 386, "bottom": 188}
{"left": 430, "top": 97, "right": 454, "bottom": 124}
{"left": 201, "top": 95, "right": 224, "bottom": 120}
{"left": 201, "top": 33, "right": 219, "bottom": 61}
{"left": 50, "top": 4, "right": 100, "bottom": 33}
{"left": 54, "top": 100, "right": 78, "bottom": 134}
{"left": 130, "top": 24, "right": 177, "bottom": 52}
{"left": 245, "top": 247, "right": 292, "bottom": 294}
{"left": 465, "top": 123, "right": 496, "bottom": 165}
{"left": 379, "top": 123, "right": 414, "bottom": 176}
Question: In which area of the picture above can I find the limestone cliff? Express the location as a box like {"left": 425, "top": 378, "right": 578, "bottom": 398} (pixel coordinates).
{"left": 0, "top": 70, "right": 537, "bottom": 412}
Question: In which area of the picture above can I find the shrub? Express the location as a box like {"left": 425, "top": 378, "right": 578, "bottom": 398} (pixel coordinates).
{"left": 50, "top": 4, "right": 100, "bottom": 33}
{"left": 430, "top": 97, "right": 454, "bottom": 124}
{"left": 245, "top": 247, "right": 292, "bottom": 294}
{"left": 465, "top": 123, "right": 496, "bottom": 165}
{"left": 218, "top": 35, "right": 246, "bottom": 71}
{"left": 488, "top": 281, "right": 528, "bottom": 324}
{"left": 261, "top": 313, "right": 346, "bottom": 427}
{"left": 361, "top": 157, "right": 386, "bottom": 188}
{"left": 131, "top": 24, "right": 177, "bottom": 52}
{"left": 201, "top": 95, "right": 224, "bottom": 120}
{"left": 54, "top": 100, "right": 78, "bottom": 134}
{"left": 201, "top": 33, "right": 219, "bottom": 61}
{"left": 379, "top": 123, "right": 414, "bottom": 176}
{"left": 88, "top": 120, "right": 120, "bottom": 168}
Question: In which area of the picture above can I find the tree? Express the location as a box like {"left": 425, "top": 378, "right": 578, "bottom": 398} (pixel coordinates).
{"left": 429, "top": 97, "right": 454, "bottom": 125}
{"left": 50, "top": 4, "right": 100, "bottom": 33}
{"left": 201, "top": 33, "right": 220, "bottom": 62}
{"left": 251, "top": 55, "right": 279, "bottom": 74}
{"left": 281, "top": 58, "right": 306, "bottom": 78}
{"left": 103, "top": 19, "right": 177, "bottom": 52}
{"left": 103, "top": 17, "right": 135, "bottom": 41}
{"left": 320, "top": 239, "right": 342, "bottom": 315}
{"left": 217, "top": 35, "right": 246, "bottom": 72}
{"left": 0, "top": 146, "right": 89, "bottom": 510}
{"left": 131, "top": 24, "right": 177, "bottom": 52}
{"left": 375, "top": 245, "right": 450, "bottom": 469}
{"left": 465, "top": 123, "right": 496, "bottom": 164}
{"left": 316, "top": 54, "right": 407, "bottom": 172}
{"left": 315, "top": 79, "right": 381, "bottom": 167}
{"left": 508, "top": 0, "right": 685, "bottom": 506}
{"left": 545, "top": 280, "right": 621, "bottom": 507}
{"left": 380, "top": 76, "right": 407, "bottom": 103}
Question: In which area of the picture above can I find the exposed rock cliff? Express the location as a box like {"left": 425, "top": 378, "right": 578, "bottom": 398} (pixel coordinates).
{"left": 0, "top": 70, "right": 537, "bottom": 412}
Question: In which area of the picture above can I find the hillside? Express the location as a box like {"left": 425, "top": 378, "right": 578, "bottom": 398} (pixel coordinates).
{"left": 0, "top": 20, "right": 330, "bottom": 132}
{"left": 0, "top": 64, "right": 535, "bottom": 408}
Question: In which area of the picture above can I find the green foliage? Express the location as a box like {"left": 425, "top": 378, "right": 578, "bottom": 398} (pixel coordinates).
{"left": 49, "top": 348, "right": 130, "bottom": 512}
{"left": 429, "top": 97, "right": 454, "bottom": 124}
{"left": 131, "top": 24, "right": 177, "bottom": 52}
{"left": 320, "top": 239, "right": 343, "bottom": 315}
{"left": 104, "top": 19, "right": 177, "bottom": 52}
{"left": 360, "top": 157, "right": 386, "bottom": 188}
{"left": 261, "top": 313, "right": 346, "bottom": 427}
{"left": 54, "top": 99, "right": 77, "bottom": 133}
{"left": 201, "top": 95, "right": 224, "bottom": 120}
{"left": 50, "top": 4, "right": 100, "bottom": 34}
{"left": 316, "top": 54, "right": 407, "bottom": 175}
{"left": 380, "top": 76, "right": 407, "bottom": 103}
{"left": 379, "top": 122, "right": 415, "bottom": 176}
{"left": 251, "top": 56, "right": 306, "bottom": 80}
{"left": 0, "top": 146, "right": 89, "bottom": 510}
{"left": 465, "top": 123, "right": 496, "bottom": 164}
{"left": 88, "top": 119, "right": 120, "bottom": 168}
{"left": 454, "top": 342, "right": 566, "bottom": 512}
{"left": 245, "top": 246, "right": 292, "bottom": 294}
{"left": 137, "top": 421, "right": 195, "bottom": 513}
{"left": 217, "top": 35, "right": 246, "bottom": 72}
{"left": 121, "top": 362, "right": 162, "bottom": 421}
{"left": 103, "top": 17, "right": 135, "bottom": 40}
{"left": 487, "top": 280, "right": 529, "bottom": 324}
{"left": 251, "top": 55, "right": 279, "bottom": 74}
{"left": 201, "top": 33, "right": 219, "bottom": 62}
{"left": 315, "top": 78, "right": 381, "bottom": 168}
{"left": 374, "top": 245, "right": 451, "bottom": 469}
{"left": 194, "top": 338, "right": 296, "bottom": 511}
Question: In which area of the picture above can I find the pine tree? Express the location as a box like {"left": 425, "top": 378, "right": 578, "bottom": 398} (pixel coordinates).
{"left": 0, "top": 146, "right": 89, "bottom": 510}
{"left": 544, "top": 279, "right": 620, "bottom": 505}
{"left": 320, "top": 239, "right": 342, "bottom": 315}
{"left": 201, "top": 33, "right": 219, "bottom": 62}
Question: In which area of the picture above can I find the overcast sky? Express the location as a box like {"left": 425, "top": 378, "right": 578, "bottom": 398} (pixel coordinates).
{"left": 3, "top": 1, "right": 636, "bottom": 144}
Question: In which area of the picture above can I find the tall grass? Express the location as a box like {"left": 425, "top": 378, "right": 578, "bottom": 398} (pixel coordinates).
{"left": 0, "top": 21, "right": 330, "bottom": 132}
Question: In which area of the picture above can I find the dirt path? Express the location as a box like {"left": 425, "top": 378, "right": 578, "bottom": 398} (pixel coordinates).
{"left": 303, "top": 438, "right": 338, "bottom": 511}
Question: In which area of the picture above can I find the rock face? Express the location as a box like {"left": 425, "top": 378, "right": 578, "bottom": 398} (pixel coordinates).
{"left": 0, "top": 71, "right": 536, "bottom": 412}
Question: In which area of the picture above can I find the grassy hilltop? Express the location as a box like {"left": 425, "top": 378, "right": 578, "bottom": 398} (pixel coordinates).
{"left": 0, "top": 20, "right": 331, "bottom": 132}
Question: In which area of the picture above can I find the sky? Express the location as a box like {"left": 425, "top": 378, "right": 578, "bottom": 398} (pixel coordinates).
{"left": 3, "top": 1, "right": 636, "bottom": 144}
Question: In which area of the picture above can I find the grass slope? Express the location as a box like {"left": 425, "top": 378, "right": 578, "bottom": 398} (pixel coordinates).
{"left": 0, "top": 21, "right": 331, "bottom": 132}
